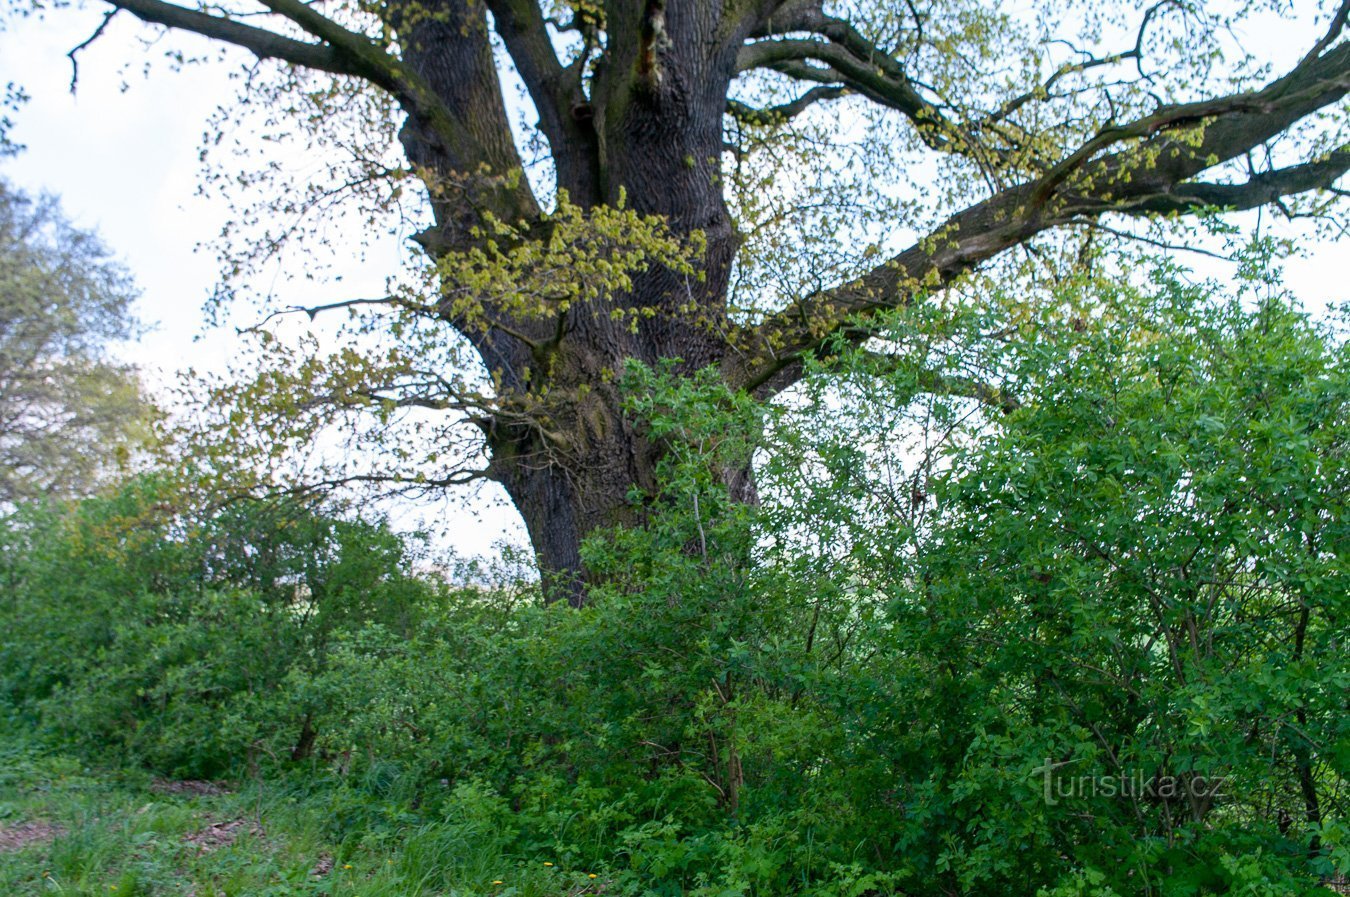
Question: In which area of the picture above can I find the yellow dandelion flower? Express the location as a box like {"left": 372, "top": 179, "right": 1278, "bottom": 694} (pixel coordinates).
{"left": 343, "top": 864, "right": 353, "bottom": 870}
{"left": 589, "top": 873, "right": 598, "bottom": 879}
{"left": 492, "top": 880, "right": 504, "bottom": 885}
{"left": 543, "top": 862, "right": 554, "bottom": 867}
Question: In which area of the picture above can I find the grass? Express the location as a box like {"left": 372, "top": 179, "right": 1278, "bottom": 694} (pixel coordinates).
{"left": 0, "top": 733, "right": 609, "bottom": 897}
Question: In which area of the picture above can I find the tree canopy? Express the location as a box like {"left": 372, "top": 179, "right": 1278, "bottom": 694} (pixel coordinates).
{"left": 31, "top": 0, "right": 1350, "bottom": 596}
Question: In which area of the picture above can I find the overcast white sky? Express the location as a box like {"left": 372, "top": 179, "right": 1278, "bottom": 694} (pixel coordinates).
{"left": 1, "top": 7, "right": 1346, "bottom": 557}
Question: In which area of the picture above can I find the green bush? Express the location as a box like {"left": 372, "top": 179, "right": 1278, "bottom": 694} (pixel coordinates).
{"left": 286, "top": 269, "right": 1345, "bottom": 894}
{"left": 0, "top": 482, "right": 439, "bottom": 776}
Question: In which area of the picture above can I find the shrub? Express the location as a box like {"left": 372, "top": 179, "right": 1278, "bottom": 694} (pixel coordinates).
{"left": 0, "top": 481, "right": 438, "bottom": 776}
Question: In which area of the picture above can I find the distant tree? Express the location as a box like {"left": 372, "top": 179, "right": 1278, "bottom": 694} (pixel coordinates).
{"left": 0, "top": 179, "right": 152, "bottom": 505}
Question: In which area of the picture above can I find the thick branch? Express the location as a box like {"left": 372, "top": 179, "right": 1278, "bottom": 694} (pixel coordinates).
{"left": 104, "top": 0, "right": 477, "bottom": 164}
{"left": 486, "top": 0, "right": 600, "bottom": 202}
{"left": 103, "top": 0, "right": 368, "bottom": 77}
{"left": 736, "top": 6, "right": 985, "bottom": 154}
{"left": 737, "top": 37, "right": 953, "bottom": 147}
{"left": 254, "top": 0, "right": 391, "bottom": 64}
{"left": 1121, "top": 147, "right": 1350, "bottom": 214}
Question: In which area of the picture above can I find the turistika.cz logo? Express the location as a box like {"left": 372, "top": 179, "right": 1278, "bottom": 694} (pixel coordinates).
{"left": 1033, "top": 759, "right": 1228, "bottom": 806}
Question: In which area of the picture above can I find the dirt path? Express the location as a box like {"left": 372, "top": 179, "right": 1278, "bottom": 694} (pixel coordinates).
{"left": 0, "top": 821, "right": 62, "bottom": 853}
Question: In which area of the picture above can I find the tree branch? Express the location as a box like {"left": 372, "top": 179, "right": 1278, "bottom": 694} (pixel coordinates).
{"left": 485, "top": 0, "right": 600, "bottom": 201}
{"left": 736, "top": 6, "right": 989, "bottom": 155}
{"left": 1119, "top": 147, "right": 1350, "bottom": 215}
{"left": 736, "top": 36, "right": 954, "bottom": 148}
{"left": 727, "top": 84, "right": 847, "bottom": 125}
{"left": 735, "top": 40, "right": 1350, "bottom": 394}
{"left": 102, "top": 0, "right": 369, "bottom": 77}
{"left": 67, "top": 9, "right": 120, "bottom": 92}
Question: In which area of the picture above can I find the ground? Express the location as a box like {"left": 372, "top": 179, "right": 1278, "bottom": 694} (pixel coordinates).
{"left": 0, "top": 735, "right": 607, "bottom": 897}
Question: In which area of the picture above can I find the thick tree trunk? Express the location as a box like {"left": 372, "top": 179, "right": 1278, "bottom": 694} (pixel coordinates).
{"left": 399, "top": 6, "right": 748, "bottom": 602}
{"left": 485, "top": 273, "right": 746, "bottom": 604}
{"left": 494, "top": 407, "right": 757, "bottom": 606}
{"left": 489, "top": 378, "right": 665, "bottom": 606}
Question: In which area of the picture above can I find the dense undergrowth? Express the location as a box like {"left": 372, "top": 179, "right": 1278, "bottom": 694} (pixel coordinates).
{"left": 2, "top": 267, "right": 1347, "bottom": 895}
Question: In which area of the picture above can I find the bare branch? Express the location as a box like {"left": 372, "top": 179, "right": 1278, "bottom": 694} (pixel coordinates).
{"left": 238, "top": 296, "right": 426, "bottom": 333}
{"left": 67, "top": 9, "right": 120, "bottom": 92}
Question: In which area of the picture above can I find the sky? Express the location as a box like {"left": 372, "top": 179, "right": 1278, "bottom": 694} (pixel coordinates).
{"left": 0, "top": 9, "right": 532, "bottom": 556}
{"left": 1, "top": 6, "right": 1346, "bottom": 557}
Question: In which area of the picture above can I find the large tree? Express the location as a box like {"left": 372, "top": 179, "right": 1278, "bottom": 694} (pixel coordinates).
{"left": 41, "top": 0, "right": 1350, "bottom": 600}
